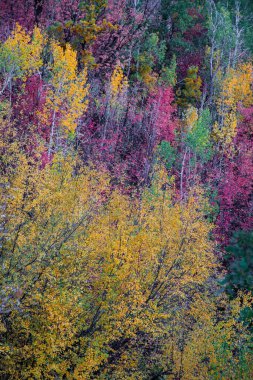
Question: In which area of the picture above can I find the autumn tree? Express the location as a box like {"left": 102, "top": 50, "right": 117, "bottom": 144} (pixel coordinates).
{"left": 0, "top": 24, "right": 43, "bottom": 96}
{"left": 41, "top": 40, "right": 89, "bottom": 158}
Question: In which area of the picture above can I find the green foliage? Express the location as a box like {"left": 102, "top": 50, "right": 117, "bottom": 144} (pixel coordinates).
{"left": 0, "top": 25, "right": 43, "bottom": 94}
{"left": 157, "top": 140, "right": 176, "bottom": 169}
{"left": 239, "top": 306, "right": 253, "bottom": 330}
{"left": 223, "top": 231, "right": 253, "bottom": 297}
{"left": 134, "top": 32, "right": 167, "bottom": 85}
{"left": 206, "top": 2, "right": 237, "bottom": 74}
{"left": 155, "top": 0, "right": 208, "bottom": 72}
{"left": 186, "top": 109, "right": 213, "bottom": 161}
{"left": 47, "top": 0, "right": 109, "bottom": 66}
{"left": 145, "top": 33, "right": 166, "bottom": 66}
{"left": 210, "top": 331, "right": 253, "bottom": 380}
{"left": 221, "top": 0, "right": 253, "bottom": 54}
{"left": 177, "top": 66, "right": 202, "bottom": 108}
{"left": 204, "top": 187, "right": 219, "bottom": 224}
{"left": 208, "top": 5, "right": 236, "bottom": 49}
{"left": 160, "top": 55, "right": 177, "bottom": 86}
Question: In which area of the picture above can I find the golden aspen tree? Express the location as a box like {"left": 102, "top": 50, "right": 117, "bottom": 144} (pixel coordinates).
{"left": 1, "top": 136, "right": 252, "bottom": 379}
{"left": 213, "top": 63, "right": 253, "bottom": 148}
{"left": 177, "top": 66, "right": 202, "bottom": 108}
{"left": 0, "top": 24, "right": 44, "bottom": 95}
{"left": 110, "top": 63, "right": 128, "bottom": 102}
{"left": 0, "top": 139, "right": 110, "bottom": 378}
{"left": 42, "top": 41, "right": 89, "bottom": 157}
{"left": 0, "top": 147, "right": 213, "bottom": 379}
{"left": 184, "top": 106, "right": 199, "bottom": 130}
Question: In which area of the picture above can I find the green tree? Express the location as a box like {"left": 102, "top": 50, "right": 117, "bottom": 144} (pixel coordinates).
{"left": 223, "top": 231, "right": 253, "bottom": 296}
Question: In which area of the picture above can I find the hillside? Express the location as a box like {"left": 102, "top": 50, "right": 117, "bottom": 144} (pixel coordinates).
{"left": 0, "top": 1, "right": 253, "bottom": 379}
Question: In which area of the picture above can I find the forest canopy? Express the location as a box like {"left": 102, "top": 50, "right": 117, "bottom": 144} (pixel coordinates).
{"left": 0, "top": 0, "right": 253, "bottom": 379}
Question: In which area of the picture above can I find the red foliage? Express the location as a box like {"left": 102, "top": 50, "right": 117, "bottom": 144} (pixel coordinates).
{"left": 92, "top": 0, "right": 144, "bottom": 70}
{"left": 216, "top": 107, "right": 253, "bottom": 245}
{"left": 77, "top": 85, "right": 176, "bottom": 186}
{"left": 177, "top": 52, "right": 204, "bottom": 79}
{"left": 187, "top": 7, "right": 205, "bottom": 20}
{"left": 147, "top": 86, "right": 177, "bottom": 143}
{"left": 0, "top": 0, "right": 85, "bottom": 37}
{"left": 12, "top": 74, "right": 48, "bottom": 140}
{"left": 184, "top": 23, "right": 206, "bottom": 42}
{"left": 0, "top": 0, "right": 35, "bottom": 37}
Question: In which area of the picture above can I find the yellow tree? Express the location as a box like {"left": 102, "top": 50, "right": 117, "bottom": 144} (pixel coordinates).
{"left": 177, "top": 66, "right": 202, "bottom": 108}
{"left": 1, "top": 132, "right": 252, "bottom": 379}
{"left": 0, "top": 131, "right": 110, "bottom": 378}
{"left": 110, "top": 63, "right": 128, "bottom": 102}
{"left": 0, "top": 145, "right": 214, "bottom": 379}
{"left": 41, "top": 41, "right": 89, "bottom": 158}
{"left": 0, "top": 24, "right": 43, "bottom": 95}
{"left": 213, "top": 63, "right": 253, "bottom": 148}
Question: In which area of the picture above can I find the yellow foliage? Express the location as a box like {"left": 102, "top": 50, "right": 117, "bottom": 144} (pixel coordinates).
{"left": 165, "top": 291, "right": 253, "bottom": 380}
{"left": 0, "top": 140, "right": 214, "bottom": 378}
{"left": 110, "top": 64, "right": 128, "bottom": 100}
{"left": 213, "top": 63, "right": 253, "bottom": 148}
{"left": 41, "top": 41, "right": 89, "bottom": 136}
{"left": 184, "top": 106, "right": 198, "bottom": 129}
{"left": 2, "top": 23, "right": 43, "bottom": 79}
{"left": 221, "top": 63, "right": 253, "bottom": 109}
{"left": 139, "top": 63, "right": 158, "bottom": 88}
{"left": 177, "top": 66, "right": 202, "bottom": 108}
{"left": 1, "top": 137, "right": 252, "bottom": 379}
{"left": 212, "top": 111, "right": 237, "bottom": 147}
